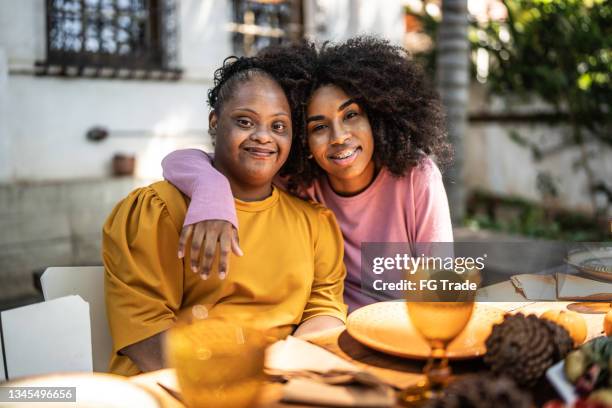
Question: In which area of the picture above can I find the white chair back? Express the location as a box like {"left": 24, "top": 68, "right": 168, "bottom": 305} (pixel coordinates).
{"left": 1, "top": 295, "right": 92, "bottom": 379}
{"left": 0, "top": 328, "right": 5, "bottom": 381}
{"left": 41, "top": 266, "right": 112, "bottom": 372}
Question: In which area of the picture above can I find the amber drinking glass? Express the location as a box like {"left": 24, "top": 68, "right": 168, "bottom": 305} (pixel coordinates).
{"left": 399, "top": 268, "right": 478, "bottom": 406}
{"left": 165, "top": 318, "right": 267, "bottom": 408}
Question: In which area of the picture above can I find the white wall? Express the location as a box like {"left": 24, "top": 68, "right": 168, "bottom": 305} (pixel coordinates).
{"left": 6, "top": 76, "right": 211, "bottom": 181}
{"left": 304, "top": 0, "right": 404, "bottom": 45}
{"left": 0, "top": 0, "right": 46, "bottom": 68}
{"left": 0, "top": 0, "right": 231, "bottom": 183}
{"left": 180, "top": 0, "right": 234, "bottom": 80}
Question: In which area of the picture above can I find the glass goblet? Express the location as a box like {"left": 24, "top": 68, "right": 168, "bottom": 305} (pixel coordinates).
{"left": 399, "top": 267, "right": 478, "bottom": 406}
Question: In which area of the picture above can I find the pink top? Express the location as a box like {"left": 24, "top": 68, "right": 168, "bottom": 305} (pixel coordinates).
{"left": 162, "top": 149, "right": 453, "bottom": 311}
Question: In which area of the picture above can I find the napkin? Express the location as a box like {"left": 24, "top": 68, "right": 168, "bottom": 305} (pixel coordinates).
{"left": 510, "top": 274, "right": 556, "bottom": 300}
{"left": 266, "top": 336, "right": 395, "bottom": 407}
{"left": 510, "top": 273, "right": 612, "bottom": 301}
{"left": 556, "top": 273, "right": 612, "bottom": 300}
{"left": 266, "top": 335, "right": 356, "bottom": 373}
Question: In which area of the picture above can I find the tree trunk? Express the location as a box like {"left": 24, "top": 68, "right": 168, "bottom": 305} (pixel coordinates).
{"left": 437, "top": 0, "right": 470, "bottom": 225}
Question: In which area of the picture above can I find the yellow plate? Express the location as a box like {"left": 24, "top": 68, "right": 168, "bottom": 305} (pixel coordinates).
{"left": 346, "top": 302, "right": 505, "bottom": 360}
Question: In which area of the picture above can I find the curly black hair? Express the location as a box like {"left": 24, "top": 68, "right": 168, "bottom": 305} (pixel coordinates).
{"left": 275, "top": 36, "right": 452, "bottom": 188}
{"left": 207, "top": 56, "right": 269, "bottom": 113}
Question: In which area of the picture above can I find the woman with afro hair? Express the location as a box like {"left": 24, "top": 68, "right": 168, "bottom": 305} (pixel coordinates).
{"left": 162, "top": 36, "right": 453, "bottom": 311}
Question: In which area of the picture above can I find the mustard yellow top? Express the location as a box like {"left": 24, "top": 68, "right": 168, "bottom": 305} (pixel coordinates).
{"left": 103, "top": 181, "right": 347, "bottom": 375}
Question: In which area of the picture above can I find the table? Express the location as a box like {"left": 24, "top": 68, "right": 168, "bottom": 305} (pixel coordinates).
{"left": 131, "top": 297, "right": 606, "bottom": 407}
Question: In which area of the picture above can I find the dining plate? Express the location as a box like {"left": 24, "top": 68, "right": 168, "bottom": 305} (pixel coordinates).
{"left": 346, "top": 302, "right": 505, "bottom": 360}
{"left": 566, "top": 247, "right": 612, "bottom": 282}
{"left": 3, "top": 372, "right": 161, "bottom": 408}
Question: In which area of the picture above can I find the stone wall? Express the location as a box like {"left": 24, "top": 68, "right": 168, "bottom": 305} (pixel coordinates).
{"left": 465, "top": 84, "right": 612, "bottom": 216}
{"left": 0, "top": 178, "right": 154, "bottom": 299}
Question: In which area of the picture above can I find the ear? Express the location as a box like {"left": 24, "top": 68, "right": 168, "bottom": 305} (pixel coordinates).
{"left": 208, "top": 110, "right": 218, "bottom": 135}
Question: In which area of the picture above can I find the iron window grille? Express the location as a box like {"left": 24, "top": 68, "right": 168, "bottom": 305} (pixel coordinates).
{"left": 36, "top": 0, "right": 181, "bottom": 79}
{"left": 229, "top": 0, "right": 303, "bottom": 57}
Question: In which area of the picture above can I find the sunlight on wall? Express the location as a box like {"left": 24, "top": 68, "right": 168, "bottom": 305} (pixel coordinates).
{"left": 196, "top": 0, "right": 215, "bottom": 26}
{"left": 136, "top": 114, "right": 210, "bottom": 180}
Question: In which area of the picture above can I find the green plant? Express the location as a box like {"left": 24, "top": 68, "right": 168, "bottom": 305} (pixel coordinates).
{"left": 479, "top": 0, "right": 610, "bottom": 127}
{"left": 410, "top": 1, "right": 611, "bottom": 225}
{"left": 473, "top": 0, "right": 611, "bottom": 217}
{"left": 465, "top": 190, "right": 608, "bottom": 240}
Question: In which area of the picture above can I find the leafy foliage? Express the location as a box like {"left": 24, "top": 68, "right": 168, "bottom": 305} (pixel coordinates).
{"left": 465, "top": 191, "right": 608, "bottom": 241}
{"left": 412, "top": 1, "right": 611, "bottom": 138}
{"left": 411, "top": 1, "right": 611, "bottom": 236}
{"left": 476, "top": 0, "right": 611, "bottom": 143}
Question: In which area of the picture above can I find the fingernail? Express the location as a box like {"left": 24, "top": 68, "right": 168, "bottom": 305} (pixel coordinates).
{"left": 178, "top": 250, "right": 184, "bottom": 258}
{"left": 237, "top": 248, "right": 244, "bottom": 257}
{"left": 201, "top": 274, "right": 208, "bottom": 281}
{"left": 219, "top": 272, "right": 226, "bottom": 280}
{"left": 191, "top": 265, "right": 198, "bottom": 273}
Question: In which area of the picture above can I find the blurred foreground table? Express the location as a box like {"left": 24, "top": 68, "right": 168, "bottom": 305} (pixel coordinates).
{"left": 130, "top": 298, "right": 606, "bottom": 407}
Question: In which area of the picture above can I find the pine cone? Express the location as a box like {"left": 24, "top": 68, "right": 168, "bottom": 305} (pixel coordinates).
{"left": 484, "top": 313, "right": 572, "bottom": 387}
{"left": 541, "top": 319, "right": 573, "bottom": 360}
{"left": 425, "top": 375, "right": 532, "bottom": 408}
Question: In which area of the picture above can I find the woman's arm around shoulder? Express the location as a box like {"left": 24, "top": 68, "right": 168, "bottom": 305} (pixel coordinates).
{"left": 162, "top": 149, "right": 242, "bottom": 279}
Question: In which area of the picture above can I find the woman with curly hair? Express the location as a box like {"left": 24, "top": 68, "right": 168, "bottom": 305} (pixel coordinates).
{"left": 162, "top": 36, "right": 453, "bottom": 310}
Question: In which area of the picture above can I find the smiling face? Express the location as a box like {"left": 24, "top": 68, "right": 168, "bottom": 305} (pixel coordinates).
{"left": 211, "top": 74, "right": 292, "bottom": 201}
{"left": 306, "top": 85, "right": 376, "bottom": 195}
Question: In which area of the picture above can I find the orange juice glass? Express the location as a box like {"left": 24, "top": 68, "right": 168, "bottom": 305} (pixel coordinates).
{"left": 166, "top": 318, "right": 267, "bottom": 408}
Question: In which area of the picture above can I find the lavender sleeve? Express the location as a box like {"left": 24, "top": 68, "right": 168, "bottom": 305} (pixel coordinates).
{"left": 161, "top": 149, "right": 238, "bottom": 229}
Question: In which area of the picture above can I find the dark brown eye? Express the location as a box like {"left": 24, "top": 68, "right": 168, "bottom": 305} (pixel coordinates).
{"left": 272, "top": 122, "right": 287, "bottom": 132}
{"left": 236, "top": 118, "right": 253, "bottom": 128}
{"left": 345, "top": 111, "right": 359, "bottom": 120}
{"left": 311, "top": 124, "right": 327, "bottom": 133}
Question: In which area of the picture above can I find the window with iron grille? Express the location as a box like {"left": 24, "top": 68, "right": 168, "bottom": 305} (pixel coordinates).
{"left": 230, "top": 0, "right": 303, "bottom": 57}
{"left": 37, "top": 0, "right": 181, "bottom": 79}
